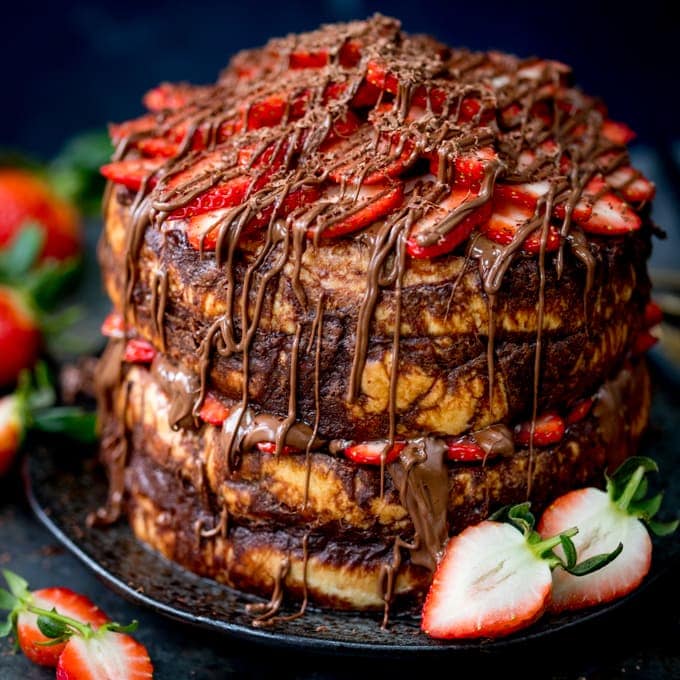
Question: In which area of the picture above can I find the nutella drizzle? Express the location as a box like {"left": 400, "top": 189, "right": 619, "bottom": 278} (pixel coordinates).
{"left": 97, "top": 15, "right": 651, "bottom": 622}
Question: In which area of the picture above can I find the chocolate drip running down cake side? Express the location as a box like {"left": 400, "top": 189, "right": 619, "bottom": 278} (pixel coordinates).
{"left": 93, "top": 15, "right": 657, "bottom": 625}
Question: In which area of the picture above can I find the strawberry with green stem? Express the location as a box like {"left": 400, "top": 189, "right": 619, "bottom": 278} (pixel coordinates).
{"left": 421, "top": 502, "right": 621, "bottom": 639}
{"left": 0, "top": 570, "right": 153, "bottom": 677}
{"left": 538, "top": 456, "right": 678, "bottom": 613}
{"left": 0, "top": 362, "right": 97, "bottom": 477}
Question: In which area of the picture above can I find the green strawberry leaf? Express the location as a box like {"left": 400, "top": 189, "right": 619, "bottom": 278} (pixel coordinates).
{"left": 559, "top": 533, "right": 578, "bottom": 569}
{"left": 2, "top": 571, "right": 29, "bottom": 600}
{"left": 0, "top": 588, "right": 17, "bottom": 612}
{"left": 37, "top": 612, "right": 68, "bottom": 639}
{"left": 564, "top": 542, "right": 623, "bottom": 576}
{"left": 0, "top": 616, "right": 13, "bottom": 638}
{"left": 630, "top": 492, "right": 663, "bottom": 522}
{"left": 103, "top": 620, "right": 139, "bottom": 635}
{"left": 32, "top": 408, "right": 98, "bottom": 443}
{"left": 647, "top": 518, "right": 680, "bottom": 537}
{"left": 0, "top": 223, "right": 45, "bottom": 280}
{"left": 23, "top": 257, "right": 82, "bottom": 312}
{"left": 607, "top": 457, "right": 658, "bottom": 502}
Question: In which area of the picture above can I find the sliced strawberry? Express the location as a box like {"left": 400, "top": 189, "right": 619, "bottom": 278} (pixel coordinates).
{"left": 143, "top": 83, "right": 191, "bottom": 112}
{"left": 123, "top": 339, "right": 156, "bottom": 364}
{"left": 366, "top": 60, "right": 489, "bottom": 122}
{"left": 100, "top": 158, "right": 164, "bottom": 191}
{"left": 109, "top": 114, "right": 157, "bottom": 144}
{"left": 289, "top": 39, "right": 362, "bottom": 69}
{"left": 185, "top": 184, "right": 321, "bottom": 250}
{"left": 601, "top": 120, "right": 635, "bottom": 146}
{"left": 445, "top": 437, "right": 488, "bottom": 462}
{"left": 644, "top": 300, "right": 663, "bottom": 328}
{"left": 514, "top": 412, "right": 565, "bottom": 447}
{"left": 322, "top": 80, "right": 381, "bottom": 108}
{"left": 101, "top": 312, "right": 126, "bottom": 339}
{"left": 631, "top": 330, "right": 658, "bottom": 356}
{"left": 198, "top": 392, "right": 230, "bottom": 426}
{"left": 17, "top": 588, "right": 108, "bottom": 667}
{"left": 481, "top": 202, "right": 561, "bottom": 255}
{"left": 256, "top": 441, "right": 302, "bottom": 455}
{"left": 167, "top": 174, "right": 251, "bottom": 221}
{"left": 310, "top": 183, "right": 404, "bottom": 240}
{"left": 566, "top": 397, "right": 594, "bottom": 425}
{"left": 56, "top": 630, "right": 153, "bottom": 680}
{"left": 429, "top": 147, "right": 499, "bottom": 187}
{"left": 422, "top": 520, "right": 553, "bottom": 639}
{"left": 326, "top": 128, "right": 417, "bottom": 185}
{"left": 576, "top": 177, "right": 641, "bottom": 235}
{"left": 136, "top": 136, "right": 180, "bottom": 158}
{"left": 344, "top": 440, "right": 405, "bottom": 465}
{"left": 605, "top": 166, "right": 655, "bottom": 203}
{"left": 406, "top": 185, "right": 492, "bottom": 259}
{"left": 537, "top": 458, "right": 677, "bottom": 613}
{"left": 246, "top": 90, "right": 310, "bottom": 129}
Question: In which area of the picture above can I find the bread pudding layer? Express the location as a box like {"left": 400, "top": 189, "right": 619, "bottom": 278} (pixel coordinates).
{"left": 100, "top": 193, "right": 651, "bottom": 441}
{"left": 98, "top": 358, "right": 650, "bottom": 610}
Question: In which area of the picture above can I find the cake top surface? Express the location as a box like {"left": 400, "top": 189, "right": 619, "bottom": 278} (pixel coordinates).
{"left": 103, "top": 14, "right": 653, "bottom": 264}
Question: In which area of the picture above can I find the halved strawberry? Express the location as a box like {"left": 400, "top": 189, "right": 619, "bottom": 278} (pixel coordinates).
{"left": 0, "top": 394, "right": 23, "bottom": 476}
{"left": 56, "top": 630, "right": 153, "bottom": 679}
{"left": 445, "top": 437, "right": 488, "bottom": 462}
{"left": 100, "top": 158, "right": 164, "bottom": 191}
{"left": 123, "top": 339, "right": 156, "bottom": 364}
{"left": 198, "top": 392, "right": 230, "bottom": 426}
{"left": 310, "top": 183, "right": 404, "bottom": 240}
{"left": 576, "top": 177, "right": 641, "bottom": 235}
{"left": 406, "top": 185, "right": 492, "bottom": 259}
{"left": 537, "top": 457, "right": 677, "bottom": 613}
{"left": 514, "top": 412, "right": 565, "bottom": 447}
{"left": 101, "top": 312, "right": 126, "bottom": 339}
{"left": 601, "top": 120, "right": 635, "bottom": 146}
{"left": 0, "top": 286, "right": 41, "bottom": 386}
{"left": 421, "top": 502, "right": 616, "bottom": 639}
{"left": 16, "top": 588, "right": 109, "bottom": 667}
{"left": 245, "top": 89, "right": 311, "bottom": 130}
{"left": 256, "top": 441, "right": 302, "bottom": 455}
{"left": 344, "top": 440, "right": 405, "bottom": 465}
{"left": 481, "top": 202, "right": 561, "bottom": 255}
{"left": 566, "top": 397, "right": 594, "bottom": 425}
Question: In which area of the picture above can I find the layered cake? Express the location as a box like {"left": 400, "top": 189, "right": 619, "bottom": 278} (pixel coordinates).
{"left": 94, "top": 15, "right": 656, "bottom": 624}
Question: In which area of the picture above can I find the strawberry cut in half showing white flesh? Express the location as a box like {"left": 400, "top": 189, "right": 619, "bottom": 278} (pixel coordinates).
{"left": 538, "top": 456, "right": 678, "bottom": 613}
{"left": 421, "top": 503, "right": 620, "bottom": 639}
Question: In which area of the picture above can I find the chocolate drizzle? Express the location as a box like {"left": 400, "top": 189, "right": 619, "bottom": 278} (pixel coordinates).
{"left": 388, "top": 437, "right": 449, "bottom": 571}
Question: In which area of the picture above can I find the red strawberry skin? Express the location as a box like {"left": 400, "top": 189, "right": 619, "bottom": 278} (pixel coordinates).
{"left": 56, "top": 631, "right": 153, "bottom": 680}
{"left": 0, "top": 394, "right": 22, "bottom": 476}
{"left": 514, "top": 412, "right": 565, "bottom": 447}
{"left": 344, "top": 441, "right": 405, "bottom": 465}
{"left": 422, "top": 521, "right": 552, "bottom": 639}
{"left": 17, "top": 588, "right": 109, "bottom": 667}
{"left": 198, "top": 392, "right": 230, "bottom": 425}
{"left": 123, "top": 339, "right": 157, "bottom": 364}
{"left": 0, "top": 168, "right": 82, "bottom": 261}
{"left": 537, "top": 487, "right": 652, "bottom": 613}
{"left": 0, "top": 286, "right": 41, "bottom": 386}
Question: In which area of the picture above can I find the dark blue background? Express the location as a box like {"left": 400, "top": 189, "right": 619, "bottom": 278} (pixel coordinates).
{"left": 4, "top": 0, "right": 678, "bottom": 157}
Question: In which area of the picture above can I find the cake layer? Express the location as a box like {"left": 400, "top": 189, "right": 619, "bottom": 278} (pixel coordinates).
{"left": 100, "top": 193, "right": 651, "bottom": 440}
{"left": 107, "top": 359, "right": 650, "bottom": 610}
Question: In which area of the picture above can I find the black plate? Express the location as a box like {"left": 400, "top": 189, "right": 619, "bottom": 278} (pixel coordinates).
{"left": 24, "top": 374, "right": 679, "bottom": 655}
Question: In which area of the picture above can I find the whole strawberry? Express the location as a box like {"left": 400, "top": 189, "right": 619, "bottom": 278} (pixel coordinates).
{"left": 538, "top": 456, "right": 678, "bottom": 612}
{"left": 0, "top": 286, "right": 40, "bottom": 386}
{"left": 0, "top": 168, "right": 81, "bottom": 262}
{"left": 0, "top": 394, "right": 22, "bottom": 476}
